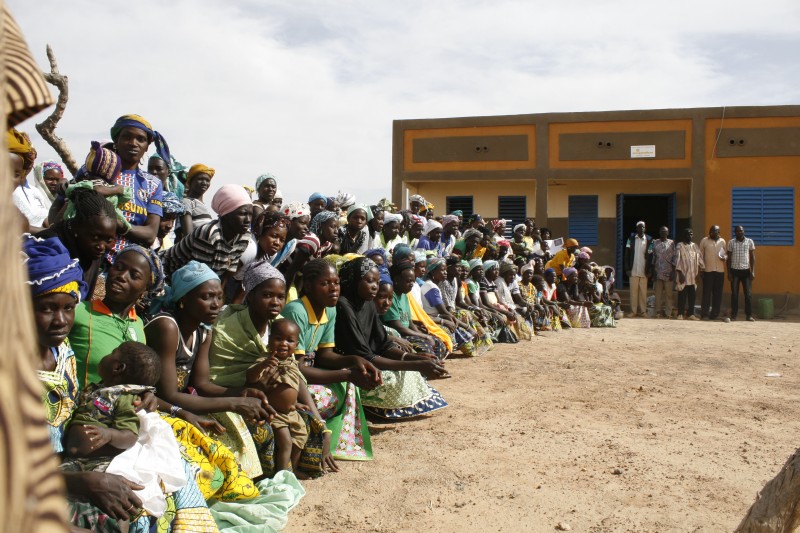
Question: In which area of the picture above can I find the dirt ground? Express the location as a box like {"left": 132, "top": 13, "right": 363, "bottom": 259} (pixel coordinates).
{"left": 286, "top": 317, "right": 799, "bottom": 533}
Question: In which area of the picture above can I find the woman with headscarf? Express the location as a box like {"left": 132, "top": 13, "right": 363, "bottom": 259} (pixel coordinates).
{"left": 208, "top": 260, "right": 334, "bottom": 476}
{"left": 335, "top": 257, "right": 448, "bottom": 419}
{"left": 510, "top": 223, "right": 532, "bottom": 259}
{"left": 163, "top": 184, "right": 252, "bottom": 287}
{"left": 581, "top": 269, "right": 616, "bottom": 328}
{"left": 24, "top": 236, "right": 219, "bottom": 532}
{"left": 307, "top": 192, "right": 328, "bottom": 220}
{"left": 452, "top": 228, "right": 484, "bottom": 260}
{"left": 405, "top": 214, "right": 425, "bottom": 249}
{"left": 556, "top": 267, "right": 592, "bottom": 328}
{"left": 252, "top": 174, "right": 278, "bottom": 220}
{"left": 335, "top": 191, "right": 356, "bottom": 212}
{"left": 465, "top": 259, "right": 516, "bottom": 342}
{"left": 337, "top": 204, "right": 371, "bottom": 255}
{"left": 146, "top": 261, "right": 283, "bottom": 492}
{"left": 309, "top": 210, "right": 340, "bottom": 256}
{"left": 438, "top": 257, "right": 493, "bottom": 354}
{"left": 153, "top": 191, "right": 186, "bottom": 252}
{"left": 366, "top": 205, "right": 384, "bottom": 250}
{"left": 415, "top": 219, "right": 443, "bottom": 255}
{"left": 379, "top": 212, "right": 406, "bottom": 253}
{"left": 31, "top": 160, "right": 63, "bottom": 204}
{"left": 481, "top": 260, "right": 530, "bottom": 340}
{"left": 420, "top": 256, "right": 479, "bottom": 356}
{"left": 107, "top": 114, "right": 167, "bottom": 252}
{"left": 234, "top": 211, "right": 296, "bottom": 303}
{"left": 280, "top": 259, "right": 383, "bottom": 464}
{"left": 9, "top": 128, "right": 50, "bottom": 229}
{"left": 180, "top": 163, "right": 215, "bottom": 236}
{"left": 147, "top": 153, "right": 183, "bottom": 197}
{"left": 67, "top": 244, "right": 164, "bottom": 389}
{"left": 439, "top": 214, "right": 459, "bottom": 256}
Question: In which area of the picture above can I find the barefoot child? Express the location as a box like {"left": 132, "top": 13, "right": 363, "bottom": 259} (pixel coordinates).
{"left": 246, "top": 318, "right": 322, "bottom": 474}
{"left": 65, "top": 341, "right": 160, "bottom": 458}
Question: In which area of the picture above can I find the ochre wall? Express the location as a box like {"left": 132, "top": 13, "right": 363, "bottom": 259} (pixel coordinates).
{"left": 406, "top": 180, "right": 536, "bottom": 219}
{"left": 704, "top": 116, "right": 800, "bottom": 295}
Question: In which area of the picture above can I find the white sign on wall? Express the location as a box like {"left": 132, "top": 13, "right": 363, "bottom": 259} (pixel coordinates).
{"left": 630, "top": 145, "right": 656, "bottom": 158}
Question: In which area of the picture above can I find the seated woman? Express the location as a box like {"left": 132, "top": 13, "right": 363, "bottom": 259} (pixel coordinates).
{"left": 251, "top": 174, "right": 278, "bottom": 221}
{"left": 281, "top": 259, "right": 384, "bottom": 462}
{"left": 69, "top": 244, "right": 164, "bottom": 390}
{"left": 496, "top": 262, "right": 535, "bottom": 340}
{"left": 207, "top": 259, "right": 334, "bottom": 476}
{"left": 415, "top": 219, "right": 443, "bottom": 255}
{"left": 24, "top": 234, "right": 217, "bottom": 532}
{"left": 180, "top": 164, "right": 215, "bottom": 236}
{"left": 479, "top": 260, "right": 526, "bottom": 341}
{"left": 519, "top": 269, "right": 560, "bottom": 332}
{"left": 464, "top": 259, "right": 516, "bottom": 343}
{"left": 378, "top": 212, "right": 406, "bottom": 254}
{"left": 542, "top": 268, "right": 571, "bottom": 329}
{"left": 146, "top": 261, "right": 279, "bottom": 484}
{"left": 451, "top": 228, "right": 483, "bottom": 260}
{"left": 335, "top": 257, "right": 448, "bottom": 420}
{"left": 365, "top": 205, "right": 384, "bottom": 250}
{"left": 382, "top": 260, "right": 450, "bottom": 359}
{"left": 233, "top": 211, "right": 294, "bottom": 303}
{"left": 337, "top": 204, "right": 371, "bottom": 255}
{"left": 441, "top": 257, "right": 493, "bottom": 355}
{"left": 420, "top": 256, "right": 478, "bottom": 356}
{"left": 581, "top": 270, "right": 616, "bottom": 328}
{"left": 308, "top": 210, "right": 340, "bottom": 256}
{"left": 556, "top": 267, "right": 592, "bottom": 328}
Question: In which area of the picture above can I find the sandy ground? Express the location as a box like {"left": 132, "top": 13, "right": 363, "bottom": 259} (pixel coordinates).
{"left": 285, "top": 318, "right": 799, "bottom": 533}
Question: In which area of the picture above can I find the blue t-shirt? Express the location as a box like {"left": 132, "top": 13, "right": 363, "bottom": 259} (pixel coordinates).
{"left": 113, "top": 169, "right": 163, "bottom": 252}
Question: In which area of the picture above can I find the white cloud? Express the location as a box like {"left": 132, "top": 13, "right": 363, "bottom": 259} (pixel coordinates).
{"left": 8, "top": 0, "right": 800, "bottom": 205}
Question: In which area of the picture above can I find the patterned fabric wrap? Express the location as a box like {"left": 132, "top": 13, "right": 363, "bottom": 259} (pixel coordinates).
{"left": 85, "top": 141, "right": 121, "bottom": 184}
{"left": 307, "top": 382, "right": 373, "bottom": 461}
{"left": 362, "top": 370, "right": 448, "bottom": 420}
{"left": 282, "top": 201, "right": 310, "bottom": 220}
{"left": 23, "top": 233, "right": 88, "bottom": 300}
{"left": 162, "top": 191, "right": 187, "bottom": 215}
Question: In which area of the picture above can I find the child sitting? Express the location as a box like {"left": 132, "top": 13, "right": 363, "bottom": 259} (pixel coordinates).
{"left": 245, "top": 319, "right": 321, "bottom": 475}
{"left": 65, "top": 341, "right": 160, "bottom": 459}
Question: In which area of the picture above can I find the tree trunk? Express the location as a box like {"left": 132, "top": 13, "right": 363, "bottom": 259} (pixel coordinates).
{"left": 34, "top": 44, "right": 77, "bottom": 177}
{"left": 736, "top": 448, "right": 800, "bottom": 533}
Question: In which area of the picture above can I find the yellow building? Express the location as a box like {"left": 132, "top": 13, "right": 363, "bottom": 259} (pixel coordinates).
{"left": 392, "top": 106, "right": 799, "bottom": 300}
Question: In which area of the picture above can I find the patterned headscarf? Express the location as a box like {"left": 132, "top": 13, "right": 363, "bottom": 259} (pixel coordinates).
{"left": 161, "top": 192, "right": 186, "bottom": 215}
{"left": 467, "top": 213, "right": 482, "bottom": 225}
{"left": 339, "top": 257, "right": 378, "bottom": 302}
{"left": 243, "top": 259, "right": 285, "bottom": 302}
{"left": 115, "top": 244, "right": 165, "bottom": 293}
{"left": 255, "top": 174, "right": 277, "bottom": 189}
{"left": 563, "top": 267, "right": 578, "bottom": 278}
{"left": 392, "top": 244, "right": 414, "bottom": 266}
{"left": 282, "top": 201, "right": 311, "bottom": 220}
{"left": 309, "top": 210, "right": 339, "bottom": 237}
{"left": 186, "top": 164, "right": 215, "bottom": 186}
{"left": 335, "top": 191, "right": 356, "bottom": 210}
{"left": 442, "top": 215, "right": 459, "bottom": 228}
{"left": 23, "top": 234, "right": 87, "bottom": 301}
{"left": 462, "top": 228, "right": 482, "bottom": 241}
{"left": 490, "top": 219, "right": 507, "bottom": 232}
{"left": 84, "top": 141, "right": 121, "bottom": 184}
{"left": 110, "top": 114, "right": 171, "bottom": 163}
{"left": 409, "top": 194, "right": 425, "bottom": 205}
{"left": 151, "top": 260, "right": 218, "bottom": 313}
{"left": 424, "top": 256, "right": 445, "bottom": 279}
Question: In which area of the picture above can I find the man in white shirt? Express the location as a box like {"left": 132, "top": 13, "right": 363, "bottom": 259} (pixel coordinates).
{"left": 624, "top": 221, "right": 653, "bottom": 317}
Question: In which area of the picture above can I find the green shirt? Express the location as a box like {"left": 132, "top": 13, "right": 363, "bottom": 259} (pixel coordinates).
{"left": 381, "top": 292, "right": 411, "bottom": 328}
{"left": 281, "top": 296, "right": 336, "bottom": 356}
{"left": 68, "top": 299, "right": 146, "bottom": 390}
{"left": 208, "top": 304, "right": 270, "bottom": 388}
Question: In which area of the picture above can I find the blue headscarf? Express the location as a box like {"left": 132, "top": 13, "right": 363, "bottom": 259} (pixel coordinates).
{"left": 23, "top": 234, "right": 88, "bottom": 300}
{"left": 255, "top": 173, "right": 277, "bottom": 189}
{"left": 161, "top": 191, "right": 186, "bottom": 215}
{"left": 151, "top": 261, "right": 218, "bottom": 313}
{"left": 308, "top": 192, "right": 327, "bottom": 204}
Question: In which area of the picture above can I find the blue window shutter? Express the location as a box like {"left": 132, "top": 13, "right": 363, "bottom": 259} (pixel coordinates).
{"left": 732, "top": 187, "right": 794, "bottom": 246}
{"left": 569, "top": 195, "right": 598, "bottom": 245}
{"left": 498, "top": 196, "right": 527, "bottom": 238}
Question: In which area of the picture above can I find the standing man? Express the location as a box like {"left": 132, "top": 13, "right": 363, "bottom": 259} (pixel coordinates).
{"left": 674, "top": 228, "right": 704, "bottom": 320}
{"left": 624, "top": 221, "right": 653, "bottom": 317}
{"left": 698, "top": 225, "right": 727, "bottom": 320}
{"left": 727, "top": 225, "right": 756, "bottom": 321}
{"left": 651, "top": 226, "right": 675, "bottom": 318}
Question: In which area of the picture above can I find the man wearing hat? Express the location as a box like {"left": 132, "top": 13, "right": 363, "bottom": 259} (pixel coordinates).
{"left": 624, "top": 221, "right": 654, "bottom": 317}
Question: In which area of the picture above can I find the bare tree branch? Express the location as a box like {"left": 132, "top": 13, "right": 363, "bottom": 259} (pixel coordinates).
{"left": 34, "top": 44, "right": 77, "bottom": 177}
{"left": 736, "top": 447, "right": 800, "bottom": 533}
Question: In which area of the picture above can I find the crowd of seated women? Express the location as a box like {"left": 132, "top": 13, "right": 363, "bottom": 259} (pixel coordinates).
{"left": 11, "top": 115, "right": 621, "bottom": 532}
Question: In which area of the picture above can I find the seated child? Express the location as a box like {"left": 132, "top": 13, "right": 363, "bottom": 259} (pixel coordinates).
{"left": 65, "top": 341, "right": 160, "bottom": 458}
{"left": 245, "top": 319, "right": 323, "bottom": 475}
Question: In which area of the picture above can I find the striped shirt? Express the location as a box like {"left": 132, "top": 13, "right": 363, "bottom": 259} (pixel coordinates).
{"left": 727, "top": 237, "right": 755, "bottom": 270}
{"left": 162, "top": 219, "right": 250, "bottom": 278}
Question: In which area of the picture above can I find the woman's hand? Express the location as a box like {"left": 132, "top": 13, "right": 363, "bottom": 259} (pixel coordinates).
{"left": 237, "top": 388, "right": 276, "bottom": 422}
{"left": 321, "top": 432, "right": 339, "bottom": 473}
{"left": 414, "top": 359, "right": 448, "bottom": 379}
{"left": 133, "top": 391, "right": 158, "bottom": 412}
{"left": 180, "top": 410, "right": 225, "bottom": 435}
{"left": 391, "top": 337, "right": 415, "bottom": 351}
{"left": 346, "top": 360, "right": 382, "bottom": 389}
{"left": 79, "top": 471, "right": 144, "bottom": 521}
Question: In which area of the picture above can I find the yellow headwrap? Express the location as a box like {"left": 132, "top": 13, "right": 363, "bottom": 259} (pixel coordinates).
{"left": 42, "top": 281, "right": 81, "bottom": 302}
{"left": 187, "top": 163, "right": 216, "bottom": 185}
{"left": 7, "top": 128, "right": 36, "bottom": 175}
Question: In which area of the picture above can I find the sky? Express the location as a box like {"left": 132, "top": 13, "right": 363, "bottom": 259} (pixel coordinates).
{"left": 9, "top": 0, "right": 800, "bottom": 206}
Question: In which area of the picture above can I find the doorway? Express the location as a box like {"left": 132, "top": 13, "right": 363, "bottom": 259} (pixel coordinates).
{"left": 615, "top": 193, "right": 676, "bottom": 288}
